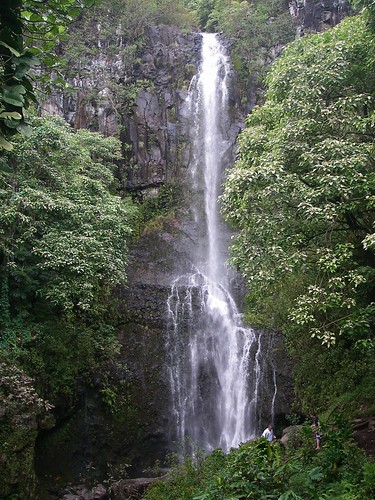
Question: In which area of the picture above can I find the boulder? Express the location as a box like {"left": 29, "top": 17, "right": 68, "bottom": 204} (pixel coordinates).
{"left": 280, "top": 425, "right": 304, "bottom": 448}
{"left": 353, "top": 416, "right": 375, "bottom": 459}
{"left": 110, "top": 476, "right": 165, "bottom": 499}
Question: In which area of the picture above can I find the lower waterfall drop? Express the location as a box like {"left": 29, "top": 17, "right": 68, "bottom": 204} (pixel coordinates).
{"left": 166, "top": 33, "right": 263, "bottom": 454}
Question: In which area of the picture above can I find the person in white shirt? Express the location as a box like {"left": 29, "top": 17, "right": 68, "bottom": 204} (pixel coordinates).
{"left": 261, "top": 423, "right": 275, "bottom": 442}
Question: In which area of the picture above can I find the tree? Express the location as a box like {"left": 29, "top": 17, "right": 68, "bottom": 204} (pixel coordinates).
{"left": 0, "top": 0, "right": 96, "bottom": 151}
{"left": 350, "top": 0, "right": 375, "bottom": 30}
{"left": 0, "top": 114, "right": 139, "bottom": 405}
{"left": 221, "top": 14, "right": 375, "bottom": 349}
{"left": 0, "top": 114, "right": 138, "bottom": 315}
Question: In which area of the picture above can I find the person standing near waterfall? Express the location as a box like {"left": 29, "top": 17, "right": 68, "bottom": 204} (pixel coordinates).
{"left": 261, "top": 423, "right": 275, "bottom": 442}
{"left": 311, "top": 413, "right": 322, "bottom": 450}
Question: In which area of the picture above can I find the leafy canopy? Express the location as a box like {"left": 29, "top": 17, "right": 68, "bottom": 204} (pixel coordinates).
{"left": 0, "top": 114, "right": 139, "bottom": 403}
{"left": 221, "top": 14, "right": 375, "bottom": 349}
{"left": 0, "top": 0, "right": 97, "bottom": 151}
{"left": 0, "top": 114, "right": 138, "bottom": 314}
{"left": 350, "top": 0, "right": 375, "bottom": 30}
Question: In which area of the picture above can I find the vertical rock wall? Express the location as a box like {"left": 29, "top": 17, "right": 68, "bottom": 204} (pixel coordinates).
{"left": 289, "top": 0, "right": 353, "bottom": 34}
{"left": 42, "top": 25, "right": 202, "bottom": 191}
{"left": 123, "top": 25, "right": 201, "bottom": 190}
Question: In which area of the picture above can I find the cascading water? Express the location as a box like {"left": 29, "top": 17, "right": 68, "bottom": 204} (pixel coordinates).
{"left": 166, "top": 33, "right": 269, "bottom": 454}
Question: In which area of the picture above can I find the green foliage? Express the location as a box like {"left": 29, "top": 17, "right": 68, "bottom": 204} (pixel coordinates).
{"left": 222, "top": 15, "right": 375, "bottom": 346}
{"left": 0, "top": 114, "right": 138, "bottom": 312}
{"left": 0, "top": 360, "right": 50, "bottom": 417}
{"left": 144, "top": 417, "right": 373, "bottom": 499}
{"left": 291, "top": 334, "right": 375, "bottom": 414}
{"left": 221, "top": 14, "right": 375, "bottom": 415}
{"left": 99, "top": 363, "right": 134, "bottom": 415}
{"left": 139, "top": 184, "right": 182, "bottom": 226}
{"left": 184, "top": 0, "right": 296, "bottom": 93}
{"left": 181, "top": 0, "right": 217, "bottom": 29}
{"left": 0, "top": 360, "right": 51, "bottom": 497}
{"left": 0, "top": 115, "right": 138, "bottom": 405}
{"left": 362, "top": 461, "right": 375, "bottom": 496}
{"left": 6, "top": 320, "right": 121, "bottom": 405}
{"left": 0, "top": 0, "right": 97, "bottom": 151}
{"left": 350, "top": 0, "right": 375, "bottom": 31}
{"left": 144, "top": 447, "right": 226, "bottom": 500}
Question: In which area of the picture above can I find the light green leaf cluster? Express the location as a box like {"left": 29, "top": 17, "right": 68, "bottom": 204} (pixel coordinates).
{"left": 0, "top": 115, "right": 138, "bottom": 312}
{"left": 221, "top": 15, "right": 375, "bottom": 348}
{"left": 0, "top": 0, "right": 98, "bottom": 151}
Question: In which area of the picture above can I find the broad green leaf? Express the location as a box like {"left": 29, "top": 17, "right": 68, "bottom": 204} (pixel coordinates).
{"left": 68, "top": 7, "right": 82, "bottom": 17}
{"left": 2, "top": 90, "right": 25, "bottom": 107}
{"left": 0, "top": 136, "right": 14, "bottom": 151}
{"left": 16, "top": 123, "right": 33, "bottom": 136}
{"left": 16, "top": 54, "right": 40, "bottom": 66}
{"left": 14, "top": 63, "right": 31, "bottom": 80}
{"left": 4, "top": 84, "right": 27, "bottom": 95}
{"left": 0, "top": 40, "right": 21, "bottom": 57}
{"left": 4, "top": 118, "right": 21, "bottom": 129}
{"left": 30, "top": 13, "right": 44, "bottom": 22}
{"left": 0, "top": 111, "right": 22, "bottom": 120}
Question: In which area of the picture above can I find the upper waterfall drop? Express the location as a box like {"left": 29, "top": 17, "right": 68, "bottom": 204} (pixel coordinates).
{"left": 200, "top": 33, "right": 231, "bottom": 285}
{"left": 166, "top": 33, "right": 269, "bottom": 454}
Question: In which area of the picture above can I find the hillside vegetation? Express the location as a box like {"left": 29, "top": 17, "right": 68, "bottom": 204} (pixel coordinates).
{"left": 0, "top": 0, "right": 374, "bottom": 497}
{"left": 221, "top": 11, "right": 375, "bottom": 418}
{"left": 145, "top": 419, "right": 375, "bottom": 499}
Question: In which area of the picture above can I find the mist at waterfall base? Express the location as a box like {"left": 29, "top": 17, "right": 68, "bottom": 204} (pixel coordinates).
{"left": 166, "top": 34, "right": 277, "bottom": 456}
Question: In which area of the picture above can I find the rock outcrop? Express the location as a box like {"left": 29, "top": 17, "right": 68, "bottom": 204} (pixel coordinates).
{"left": 42, "top": 25, "right": 202, "bottom": 191}
{"left": 289, "top": 0, "right": 353, "bottom": 34}
{"left": 110, "top": 476, "right": 165, "bottom": 499}
{"left": 353, "top": 416, "right": 375, "bottom": 459}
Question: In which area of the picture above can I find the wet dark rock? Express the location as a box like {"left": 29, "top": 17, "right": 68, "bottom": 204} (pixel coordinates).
{"left": 280, "top": 425, "right": 304, "bottom": 448}
{"left": 92, "top": 484, "right": 109, "bottom": 500}
{"left": 48, "top": 483, "right": 109, "bottom": 500}
{"left": 42, "top": 25, "right": 202, "bottom": 191}
{"left": 110, "top": 476, "right": 165, "bottom": 499}
{"left": 289, "top": 0, "right": 353, "bottom": 34}
{"left": 353, "top": 416, "right": 375, "bottom": 459}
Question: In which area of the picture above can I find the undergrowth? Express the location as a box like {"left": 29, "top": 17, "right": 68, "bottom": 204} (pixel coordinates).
{"left": 143, "top": 415, "right": 375, "bottom": 499}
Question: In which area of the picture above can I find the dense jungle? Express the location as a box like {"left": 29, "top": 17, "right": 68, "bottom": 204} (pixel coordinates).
{"left": 0, "top": 0, "right": 374, "bottom": 498}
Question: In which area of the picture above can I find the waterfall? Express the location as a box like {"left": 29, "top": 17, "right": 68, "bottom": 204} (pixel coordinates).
{"left": 166, "top": 33, "right": 263, "bottom": 454}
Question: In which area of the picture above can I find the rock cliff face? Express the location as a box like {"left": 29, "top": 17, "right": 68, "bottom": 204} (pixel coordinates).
{"left": 123, "top": 25, "right": 201, "bottom": 190}
{"left": 42, "top": 25, "right": 202, "bottom": 191}
{"left": 42, "top": 3, "right": 353, "bottom": 190}
{"left": 289, "top": 0, "right": 353, "bottom": 34}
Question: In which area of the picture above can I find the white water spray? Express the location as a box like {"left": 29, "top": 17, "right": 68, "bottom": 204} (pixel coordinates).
{"left": 167, "top": 34, "right": 262, "bottom": 454}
